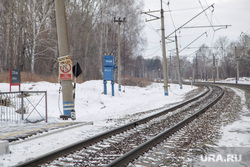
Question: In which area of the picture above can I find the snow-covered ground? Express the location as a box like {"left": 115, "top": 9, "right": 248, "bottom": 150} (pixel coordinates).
{"left": 0, "top": 80, "right": 197, "bottom": 166}
{"left": 221, "top": 77, "right": 250, "bottom": 84}
{"left": 218, "top": 87, "right": 250, "bottom": 147}
{"left": 1, "top": 80, "right": 197, "bottom": 123}
{"left": 0, "top": 78, "right": 250, "bottom": 166}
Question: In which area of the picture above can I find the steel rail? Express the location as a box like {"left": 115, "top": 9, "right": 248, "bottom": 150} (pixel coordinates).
{"left": 107, "top": 85, "right": 224, "bottom": 167}
{"left": 15, "top": 85, "right": 210, "bottom": 167}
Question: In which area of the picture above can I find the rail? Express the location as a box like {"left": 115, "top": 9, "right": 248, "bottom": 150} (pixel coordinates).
{"left": 107, "top": 85, "right": 224, "bottom": 166}
{"left": 15, "top": 85, "right": 209, "bottom": 167}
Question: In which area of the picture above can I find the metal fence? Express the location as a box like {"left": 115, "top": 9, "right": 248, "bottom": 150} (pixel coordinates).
{"left": 0, "top": 91, "right": 47, "bottom": 123}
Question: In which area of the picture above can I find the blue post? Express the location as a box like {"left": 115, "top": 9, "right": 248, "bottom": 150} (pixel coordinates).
{"left": 164, "top": 89, "right": 168, "bottom": 96}
{"left": 111, "top": 80, "right": 115, "bottom": 96}
{"left": 118, "top": 85, "right": 121, "bottom": 91}
{"left": 104, "top": 80, "right": 107, "bottom": 95}
{"left": 63, "top": 101, "right": 74, "bottom": 117}
{"left": 180, "top": 85, "right": 183, "bottom": 89}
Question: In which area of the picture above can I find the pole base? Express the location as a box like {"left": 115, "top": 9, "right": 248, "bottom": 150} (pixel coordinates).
{"left": 164, "top": 89, "right": 168, "bottom": 96}
{"left": 60, "top": 115, "right": 70, "bottom": 120}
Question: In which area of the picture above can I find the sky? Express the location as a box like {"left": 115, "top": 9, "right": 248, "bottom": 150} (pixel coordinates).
{"left": 142, "top": 0, "right": 250, "bottom": 59}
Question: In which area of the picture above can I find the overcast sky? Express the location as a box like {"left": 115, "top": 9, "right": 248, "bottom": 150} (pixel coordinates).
{"left": 142, "top": 0, "right": 250, "bottom": 59}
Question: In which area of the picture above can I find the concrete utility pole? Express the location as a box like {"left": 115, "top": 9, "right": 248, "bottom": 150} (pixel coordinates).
{"left": 55, "top": 0, "right": 74, "bottom": 117}
{"left": 160, "top": 0, "right": 169, "bottom": 95}
{"left": 174, "top": 35, "right": 182, "bottom": 89}
{"left": 212, "top": 54, "right": 216, "bottom": 83}
{"left": 195, "top": 53, "right": 198, "bottom": 82}
{"left": 142, "top": 0, "right": 169, "bottom": 95}
{"left": 169, "top": 54, "right": 173, "bottom": 84}
{"left": 216, "top": 59, "right": 219, "bottom": 80}
{"left": 235, "top": 46, "right": 240, "bottom": 84}
{"left": 114, "top": 17, "right": 126, "bottom": 91}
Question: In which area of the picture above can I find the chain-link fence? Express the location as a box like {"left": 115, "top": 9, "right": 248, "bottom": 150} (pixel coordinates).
{"left": 0, "top": 91, "right": 47, "bottom": 123}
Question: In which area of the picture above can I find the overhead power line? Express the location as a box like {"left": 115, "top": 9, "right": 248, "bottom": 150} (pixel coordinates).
{"left": 165, "top": 3, "right": 214, "bottom": 39}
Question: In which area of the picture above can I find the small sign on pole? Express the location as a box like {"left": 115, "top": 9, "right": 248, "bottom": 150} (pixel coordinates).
{"left": 58, "top": 55, "right": 72, "bottom": 80}
{"left": 10, "top": 69, "right": 21, "bottom": 92}
{"left": 59, "top": 64, "right": 72, "bottom": 80}
{"left": 72, "top": 62, "right": 82, "bottom": 78}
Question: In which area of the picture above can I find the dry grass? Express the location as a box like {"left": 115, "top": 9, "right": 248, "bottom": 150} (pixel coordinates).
{"left": 121, "top": 75, "right": 152, "bottom": 87}
{"left": 1, "top": 71, "right": 151, "bottom": 87}
{"left": 21, "top": 72, "right": 58, "bottom": 83}
{"left": 0, "top": 72, "right": 9, "bottom": 83}
{"left": 0, "top": 71, "right": 58, "bottom": 83}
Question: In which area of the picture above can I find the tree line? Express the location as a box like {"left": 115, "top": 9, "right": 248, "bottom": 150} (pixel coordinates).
{"left": 191, "top": 35, "right": 250, "bottom": 81}
{"left": 133, "top": 34, "right": 250, "bottom": 82}
{"left": 0, "top": 0, "right": 146, "bottom": 81}
{"left": 1, "top": 0, "right": 249, "bottom": 83}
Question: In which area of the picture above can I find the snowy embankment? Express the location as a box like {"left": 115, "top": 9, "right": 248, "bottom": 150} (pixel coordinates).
{"left": 0, "top": 80, "right": 196, "bottom": 123}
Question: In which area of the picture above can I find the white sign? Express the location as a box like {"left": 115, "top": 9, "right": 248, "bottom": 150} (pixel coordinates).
{"left": 59, "top": 63, "right": 72, "bottom": 80}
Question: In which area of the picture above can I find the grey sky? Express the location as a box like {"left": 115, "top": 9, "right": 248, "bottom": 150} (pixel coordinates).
{"left": 142, "top": 0, "right": 250, "bottom": 58}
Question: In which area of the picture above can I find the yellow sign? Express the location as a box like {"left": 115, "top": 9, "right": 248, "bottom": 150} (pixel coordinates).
{"left": 58, "top": 55, "right": 72, "bottom": 80}
{"left": 59, "top": 59, "right": 72, "bottom": 65}
{"left": 58, "top": 55, "right": 71, "bottom": 63}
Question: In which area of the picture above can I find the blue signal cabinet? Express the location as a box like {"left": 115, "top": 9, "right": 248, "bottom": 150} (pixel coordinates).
{"left": 103, "top": 67, "right": 114, "bottom": 81}
{"left": 104, "top": 55, "right": 114, "bottom": 67}
{"left": 103, "top": 55, "right": 116, "bottom": 96}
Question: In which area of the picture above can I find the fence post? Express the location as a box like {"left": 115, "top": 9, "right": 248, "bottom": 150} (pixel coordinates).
{"left": 45, "top": 91, "right": 48, "bottom": 123}
{"left": 21, "top": 91, "right": 24, "bottom": 120}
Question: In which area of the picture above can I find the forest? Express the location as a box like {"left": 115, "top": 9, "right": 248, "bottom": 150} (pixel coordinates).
{"left": 0, "top": 0, "right": 250, "bottom": 83}
{"left": 0, "top": 0, "right": 146, "bottom": 81}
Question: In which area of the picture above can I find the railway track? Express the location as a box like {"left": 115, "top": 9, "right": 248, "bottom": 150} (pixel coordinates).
{"left": 15, "top": 84, "right": 224, "bottom": 167}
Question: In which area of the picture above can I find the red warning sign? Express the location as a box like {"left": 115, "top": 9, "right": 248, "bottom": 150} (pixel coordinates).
{"left": 59, "top": 64, "right": 72, "bottom": 80}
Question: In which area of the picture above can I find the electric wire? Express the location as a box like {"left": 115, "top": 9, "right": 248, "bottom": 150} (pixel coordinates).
{"left": 167, "top": 0, "right": 176, "bottom": 31}
{"left": 144, "top": 45, "right": 162, "bottom": 58}
{"left": 167, "top": 0, "right": 182, "bottom": 50}
{"left": 146, "top": 23, "right": 161, "bottom": 37}
{"left": 162, "top": 1, "right": 202, "bottom": 12}
{"left": 198, "top": 0, "right": 215, "bottom": 31}
{"left": 169, "top": 86, "right": 182, "bottom": 96}
{"left": 145, "top": 44, "right": 162, "bottom": 50}
{"left": 203, "top": 0, "right": 221, "bottom": 26}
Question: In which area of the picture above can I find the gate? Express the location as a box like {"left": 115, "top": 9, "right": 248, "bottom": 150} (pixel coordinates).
{"left": 0, "top": 91, "right": 47, "bottom": 123}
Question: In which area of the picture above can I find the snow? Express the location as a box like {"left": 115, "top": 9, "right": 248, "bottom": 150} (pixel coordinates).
{"left": 0, "top": 78, "right": 250, "bottom": 167}
{"left": 223, "top": 77, "right": 250, "bottom": 84}
{"left": 210, "top": 77, "right": 250, "bottom": 147}
{"left": 218, "top": 87, "right": 250, "bottom": 147}
{"left": 0, "top": 80, "right": 196, "bottom": 166}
